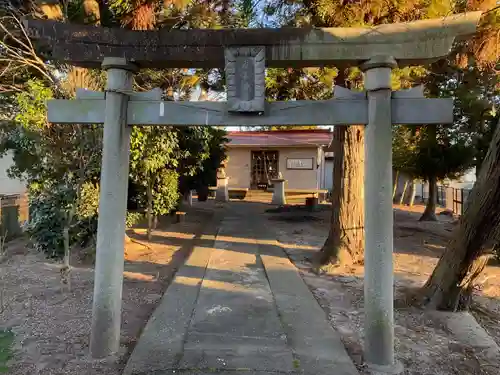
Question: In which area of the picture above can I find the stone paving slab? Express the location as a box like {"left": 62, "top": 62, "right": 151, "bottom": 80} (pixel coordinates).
{"left": 179, "top": 333, "right": 293, "bottom": 371}
{"left": 131, "top": 371, "right": 294, "bottom": 375}
{"left": 124, "top": 205, "right": 359, "bottom": 375}
{"left": 180, "top": 215, "right": 295, "bottom": 372}
{"left": 255, "top": 221, "right": 359, "bottom": 375}
{"left": 123, "top": 217, "right": 221, "bottom": 375}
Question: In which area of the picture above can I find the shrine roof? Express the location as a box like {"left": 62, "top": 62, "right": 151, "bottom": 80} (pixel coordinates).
{"left": 227, "top": 130, "right": 333, "bottom": 148}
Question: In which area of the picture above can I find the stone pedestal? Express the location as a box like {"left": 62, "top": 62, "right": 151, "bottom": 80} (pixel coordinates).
{"left": 184, "top": 190, "right": 193, "bottom": 207}
{"left": 271, "top": 179, "right": 287, "bottom": 206}
{"left": 215, "top": 177, "right": 229, "bottom": 202}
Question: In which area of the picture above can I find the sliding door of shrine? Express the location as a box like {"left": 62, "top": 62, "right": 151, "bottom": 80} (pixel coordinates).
{"left": 251, "top": 150, "right": 279, "bottom": 190}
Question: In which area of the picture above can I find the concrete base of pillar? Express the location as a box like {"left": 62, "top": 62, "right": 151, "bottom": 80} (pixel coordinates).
{"left": 215, "top": 177, "right": 229, "bottom": 202}
{"left": 271, "top": 179, "right": 287, "bottom": 206}
{"left": 365, "top": 360, "right": 404, "bottom": 375}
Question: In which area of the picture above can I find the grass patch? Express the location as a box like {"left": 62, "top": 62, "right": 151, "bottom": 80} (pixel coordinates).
{"left": 0, "top": 329, "right": 13, "bottom": 373}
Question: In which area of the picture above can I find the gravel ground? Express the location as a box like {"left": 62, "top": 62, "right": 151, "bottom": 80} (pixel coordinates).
{"left": 0, "top": 207, "right": 214, "bottom": 375}
{"left": 267, "top": 204, "right": 500, "bottom": 375}
{"left": 2, "top": 201, "right": 499, "bottom": 375}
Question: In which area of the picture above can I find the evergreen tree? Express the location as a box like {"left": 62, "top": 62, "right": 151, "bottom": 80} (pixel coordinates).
{"left": 267, "top": 0, "right": 498, "bottom": 268}
{"left": 274, "top": 0, "right": 444, "bottom": 267}
{"left": 418, "top": 1, "right": 500, "bottom": 310}
{"left": 0, "top": 0, "right": 231, "bottom": 257}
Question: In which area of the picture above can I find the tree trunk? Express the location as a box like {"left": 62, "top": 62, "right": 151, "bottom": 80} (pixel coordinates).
{"left": 146, "top": 179, "right": 153, "bottom": 241}
{"left": 62, "top": 213, "right": 71, "bottom": 292}
{"left": 407, "top": 180, "right": 417, "bottom": 206}
{"left": 399, "top": 180, "right": 408, "bottom": 205}
{"left": 392, "top": 170, "right": 399, "bottom": 201}
{"left": 420, "top": 175, "right": 438, "bottom": 221}
{"left": 317, "top": 125, "right": 365, "bottom": 267}
{"left": 421, "top": 118, "right": 500, "bottom": 311}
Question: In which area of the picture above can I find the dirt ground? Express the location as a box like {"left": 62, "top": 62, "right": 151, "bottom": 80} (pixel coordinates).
{"left": 0, "top": 205, "right": 216, "bottom": 375}
{"left": 267, "top": 203, "right": 500, "bottom": 375}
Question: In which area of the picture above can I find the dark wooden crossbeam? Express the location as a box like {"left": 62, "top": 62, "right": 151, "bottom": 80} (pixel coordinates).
{"left": 24, "top": 19, "right": 309, "bottom": 46}
{"left": 23, "top": 12, "right": 481, "bottom": 69}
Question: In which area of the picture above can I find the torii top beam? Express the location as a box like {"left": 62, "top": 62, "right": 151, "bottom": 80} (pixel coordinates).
{"left": 24, "top": 12, "right": 481, "bottom": 69}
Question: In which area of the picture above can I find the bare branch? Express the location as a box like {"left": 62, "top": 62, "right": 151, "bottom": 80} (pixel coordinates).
{"left": 0, "top": 6, "right": 58, "bottom": 91}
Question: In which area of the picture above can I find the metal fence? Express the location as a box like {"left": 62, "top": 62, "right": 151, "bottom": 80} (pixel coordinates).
{"left": 420, "top": 185, "right": 472, "bottom": 216}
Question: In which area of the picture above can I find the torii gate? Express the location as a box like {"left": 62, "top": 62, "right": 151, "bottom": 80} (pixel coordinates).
{"left": 26, "top": 12, "right": 481, "bottom": 374}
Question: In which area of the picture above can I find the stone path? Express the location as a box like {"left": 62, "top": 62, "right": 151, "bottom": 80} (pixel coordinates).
{"left": 124, "top": 204, "right": 358, "bottom": 375}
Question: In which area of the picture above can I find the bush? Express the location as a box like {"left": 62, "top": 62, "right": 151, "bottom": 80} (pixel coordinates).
{"left": 27, "top": 186, "right": 73, "bottom": 257}
{"left": 126, "top": 211, "right": 145, "bottom": 228}
{"left": 153, "top": 169, "right": 180, "bottom": 216}
{"left": 74, "top": 182, "right": 99, "bottom": 247}
{"left": 27, "top": 183, "right": 99, "bottom": 258}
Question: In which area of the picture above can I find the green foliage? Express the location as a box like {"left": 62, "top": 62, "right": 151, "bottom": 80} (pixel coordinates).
{"left": 176, "top": 126, "right": 214, "bottom": 178}
{"left": 393, "top": 60, "right": 499, "bottom": 184}
{"left": 393, "top": 124, "right": 476, "bottom": 182}
{"left": 0, "top": 329, "right": 13, "bottom": 373}
{"left": 153, "top": 169, "right": 180, "bottom": 215}
{"left": 179, "top": 127, "right": 228, "bottom": 192}
{"left": 76, "top": 182, "right": 100, "bottom": 219}
{"left": 264, "top": 0, "right": 498, "bottom": 225}
{"left": 1, "top": 79, "right": 103, "bottom": 188}
{"left": 108, "top": 0, "right": 134, "bottom": 18}
{"left": 392, "top": 126, "right": 419, "bottom": 176}
{"left": 415, "top": 130, "right": 475, "bottom": 181}
{"left": 0, "top": 0, "right": 234, "bottom": 257}
{"left": 26, "top": 184, "right": 97, "bottom": 257}
{"left": 0, "top": 80, "right": 102, "bottom": 257}
{"left": 476, "top": 114, "right": 500, "bottom": 172}
{"left": 129, "top": 126, "right": 179, "bottom": 217}
{"left": 130, "top": 126, "right": 179, "bottom": 174}
{"left": 126, "top": 211, "right": 145, "bottom": 228}
{"left": 15, "top": 80, "right": 53, "bottom": 130}
{"left": 194, "top": 128, "right": 228, "bottom": 188}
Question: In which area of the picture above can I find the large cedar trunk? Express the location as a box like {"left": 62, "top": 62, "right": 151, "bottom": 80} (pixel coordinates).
{"left": 420, "top": 174, "right": 438, "bottom": 221}
{"left": 318, "top": 125, "right": 365, "bottom": 267}
{"left": 421, "top": 118, "right": 500, "bottom": 311}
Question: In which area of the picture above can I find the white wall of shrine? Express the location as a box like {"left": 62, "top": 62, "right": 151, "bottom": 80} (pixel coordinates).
{"left": 225, "top": 148, "right": 251, "bottom": 188}
{"left": 0, "top": 151, "right": 26, "bottom": 196}
{"left": 225, "top": 146, "right": 324, "bottom": 190}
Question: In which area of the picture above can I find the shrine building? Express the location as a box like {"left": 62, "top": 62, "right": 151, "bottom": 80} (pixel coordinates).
{"left": 225, "top": 129, "right": 333, "bottom": 191}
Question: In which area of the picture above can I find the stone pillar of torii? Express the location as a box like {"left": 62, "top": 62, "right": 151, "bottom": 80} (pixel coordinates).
{"left": 34, "top": 11, "right": 482, "bottom": 373}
